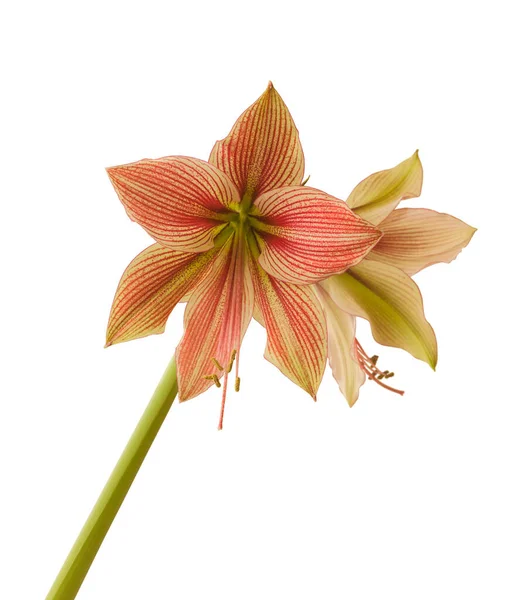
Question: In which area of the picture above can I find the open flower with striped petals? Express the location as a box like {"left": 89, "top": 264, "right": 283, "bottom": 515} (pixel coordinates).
{"left": 106, "top": 83, "right": 382, "bottom": 427}
{"left": 317, "top": 151, "right": 476, "bottom": 406}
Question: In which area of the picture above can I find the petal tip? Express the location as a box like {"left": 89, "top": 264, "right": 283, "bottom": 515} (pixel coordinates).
{"left": 104, "top": 333, "right": 120, "bottom": 348}
{"left": 106, "top": 165, "right": 122, "bottom": 186}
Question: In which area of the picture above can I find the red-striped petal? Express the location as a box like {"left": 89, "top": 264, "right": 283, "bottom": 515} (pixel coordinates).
{"left": 106, "top": 244, "right": 216, "bottom": 347}
{"left": 176, "top": 234, "right": 254, "bottom": 401}
{"left": 369, "top": 208, "right": 477, "bottom": 275}
{"left": 252, "top": 186, "right": 382, "bottom": 285}
{"left": 250, "top": 257, "right": 327, "bottom": 399}
{"left": 209, "top": 83, "right": 305, "bottom": 201}
{"left": 107, "top": 156, "right": 240, "bottom": 252}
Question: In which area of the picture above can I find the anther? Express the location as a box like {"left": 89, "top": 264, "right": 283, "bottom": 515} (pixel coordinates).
{"left": 227, "top": 349, "right": 237, "bottom": 373}
{"left": 354, "top": 338, "right": 404, "bottom": 396}
{"left": 212, "top": 358, "right": 224, "bottom": 371}
{"left": 235, "top": 377, "right": 241, "bottom": 392}
{"left": 212, "top": 374, "right": 221, "bottom": 388}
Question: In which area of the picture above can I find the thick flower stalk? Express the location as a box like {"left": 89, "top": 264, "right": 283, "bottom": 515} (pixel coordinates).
{"left": 316, "top": 151, "right": 476, "bottom": 406}
{"left": 105, "top": 83, "right": 381, "bottom": 427}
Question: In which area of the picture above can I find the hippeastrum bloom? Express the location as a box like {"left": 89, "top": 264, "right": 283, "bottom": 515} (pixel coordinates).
{"left": 47, "top": 88, "right": 477, "bottom": 600}
{"left": 316, "top": 151, "right": 476, "bottom": 406}
{"left": 106, "top": 83, "right": 382, "bottom": 427}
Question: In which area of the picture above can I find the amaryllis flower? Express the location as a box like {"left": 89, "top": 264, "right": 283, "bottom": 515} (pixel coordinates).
{"left": 105, "top": 83, "right": 381, "bottom": 427}
{"left": 316, "top": 151, "right": 476, "bottom": 406}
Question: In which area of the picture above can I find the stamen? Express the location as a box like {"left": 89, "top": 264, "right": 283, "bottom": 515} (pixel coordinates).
{"left": 203, "top": 373, "right": 222, "bottom": 388}
{"left": 235, "top": 377, "right": 241, "bottom": 392}
{"left": 227, "top": 349, "right": 237, "bottom": 373}
{"left": 354, "top": 339, "right": 404, "bottom": 396}
{"left": 212, "top": 357, "right": 224, "bottom": 371}
{"left": 218, "top": 372, "right": 229, "bottom": 430}
{"left": 216, "top": 351, "right": 240, "bottom": 429}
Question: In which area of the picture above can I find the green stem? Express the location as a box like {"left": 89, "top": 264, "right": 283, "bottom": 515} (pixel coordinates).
{"left": 46, "top": 355, "right": 179, "bottom": 600}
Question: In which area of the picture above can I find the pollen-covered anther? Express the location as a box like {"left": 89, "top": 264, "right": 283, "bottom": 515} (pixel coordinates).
{"left": 212, "top": 357, "right": 224, "bottom": 371}
{"left": 235, "top": 377, "right": 241, "bottom": 392}
{"left": 355, "top": 339, "right": 404, "bottom": 396}
{"left": 203, "top": 374, "right": 221, "bottom": 388}
{"left": 227, "top": 349, "right": 237, "bottom": 373}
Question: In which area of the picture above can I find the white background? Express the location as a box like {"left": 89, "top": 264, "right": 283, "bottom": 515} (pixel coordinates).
{"left": 1, "top": 1, "right": 521, "bottom": 598}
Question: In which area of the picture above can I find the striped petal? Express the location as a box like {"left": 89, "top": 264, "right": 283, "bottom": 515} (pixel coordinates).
{"left": 106, "top": 244, "right": 217, "bottom": 347}
{"left": 176, "top": 235, "right": 254, "bottom": 401}
{"left": 368, "top": 208, "right": 477, "bottom": 275}
{"left": 209, "top": 82, "right": 304, "bottom": 201}
{"left": 315, "top": 286, "right": 365, "bottom": 407}
{"left": 252, "top": 186, "right": 382, "bottom": 285}
{"left": 107, "top": 156, "right": 240, "bottom": 252}
{"left": 250, "top": 257, "right": 327, "bottom": 399}
{"left": 347, "top": 151, "right": 423, "bottom": 225}
{"left": 320, "top": 260, "right": 437, "bottom": 368}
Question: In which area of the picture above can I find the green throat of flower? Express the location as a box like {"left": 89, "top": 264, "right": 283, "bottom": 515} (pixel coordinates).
{"left": 213, "top": 200, "right": 271, "bottom": 260}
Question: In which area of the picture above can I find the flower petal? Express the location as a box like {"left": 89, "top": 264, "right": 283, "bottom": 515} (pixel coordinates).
{"left": 320, "top": 260, "right": 437, "bottom": 368}
{"left": 250, "top": 257, "right": 327, "bottom": 398}
{"left": 107, "top": 156, "right": 240, "bottom": 252}
{"left": 252, "top": 186, "right": 382, "bottom": 285}
{"left": 315, "top": 286, "right": 365, "bottom": 407}
{"left": 106, "top": 244, "right": 217, "bottom": 347}
{"left": 176, "top": 235, "right": 254, "bottom": 401}
{"left": 209, "top": 82, "right": 304, "bottom": 200}
{"left": 368, "top": 208, "right": 477, "bottom": 275}
{"left": 347, "top": 151, "right": 423, "bottom": 225}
